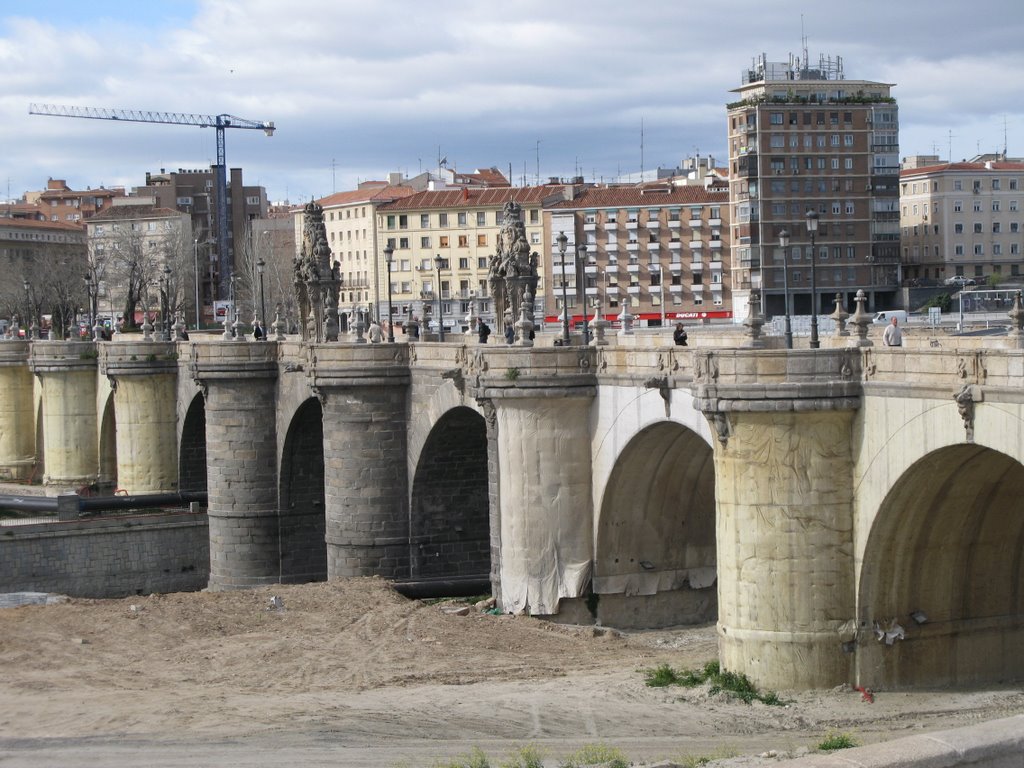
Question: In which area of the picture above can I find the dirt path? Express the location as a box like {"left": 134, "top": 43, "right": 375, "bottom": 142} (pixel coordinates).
{"left": 1, "top": 579, "right": 1022, "bottom": 767}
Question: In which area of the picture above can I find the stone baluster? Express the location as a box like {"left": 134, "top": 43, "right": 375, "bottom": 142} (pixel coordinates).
{"left": 848, "top": 289, "right": 873, "bottom": 347}
{"left": 617, "top": 297, "right": 635, "bottom": 337}
{"left": 742, "top": 291, "right": 765, "bottom": 348}
{"left": 830, "top": 293, "right": 850, "bottom": 337}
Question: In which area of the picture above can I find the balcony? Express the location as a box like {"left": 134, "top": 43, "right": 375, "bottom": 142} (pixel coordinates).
{"left": 709, "top": 218, "right": 722, "bottom": 227}
{"left": 606, "top": 285, "right": 620, "bottom": 295}
{"left": 605, "top": 241, "right": 619, "bottom": 251}
{"left": 669, "top": 262, "right": 683, "bottom": 275}
{"left": 627, "top": 285, "right": 642, "bottom": 295}
{"left": 648, "top": 241, "right": 661, "bottom": 251}
{"left": 709, "top": 239, "right": 723, "bottom": 249}
{"left": 689, "top": 239, "right": 703, "bottom": 249}
{"left": 585, "top": 264, "right": 599, "bottom": 275}
{"left": 627, "top": 263, "right": 641, "bottom": 274}
{"left": 691, "top": 282, "right": 705, "bottom": 291}
{"left": 691, "top": 261, "right": 704, "bottom": 272}
{"left": 710, "top": 260, "right": 724, "bottom": 271}
{"left": 689, "top": 219, "right": 702, "bottom": 228}
{"left": 669, "top": 284, "right": 684, "bottom": 294}
{"left": 585, "top": 287, "right": 599, "bottom": 296}
{"left": 605, "top": 220, "right": 618, "bottom": 230}
{"left": 583, "top": 222, "right": 597, "bottom": 232}
{"left": 668, "top": 218, "right": 681, "bottom": 228}
{"left": 553, "top": 261, "right": 577, "bottom": 276}
{"left": 649, "top": 263, "right": 661, "bottom": 272}
{"left": 627, "top": 241, "right": 640, "bottom": 252}
{"left": 647, "top": 219, "right": 660, "bottom": 230}
{"left": 625, "top": 219, "right": 639, "bottom": 230}
{"left": 668, "top": 240, "right": 682, "bottom": 250}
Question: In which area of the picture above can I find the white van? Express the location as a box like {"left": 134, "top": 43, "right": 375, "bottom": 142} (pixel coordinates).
{"left": 873, "top": 310, "right": 908, "bottom": 325}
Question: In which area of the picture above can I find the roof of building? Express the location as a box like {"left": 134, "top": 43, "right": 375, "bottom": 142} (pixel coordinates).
{"left": 0, "top": 217, "right": 87, "bottom": 233}
{"left": 455, "top": 167, "right": 510, "bottom": 187}
{"left": 377, "top": 185, "right": 555, "bottom": 212}
{"left": 547, "top": 186, "right": 728, "bottom": 210}
{"left": 315, "top": 184, "right": 417, "bottom": 208}
{"left": 38, "top": 186, "right": 124, "bottom": 199}
{"left": 900, "top": 161, "right": 1024, "bottom": 177}
{"left": 86, "top": 204, "right": 186, "bottom": 223}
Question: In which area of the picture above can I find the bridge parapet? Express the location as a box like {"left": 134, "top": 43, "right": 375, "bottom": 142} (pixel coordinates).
{"left": 862, "top": 348, "right": 1024, "bottom": 396}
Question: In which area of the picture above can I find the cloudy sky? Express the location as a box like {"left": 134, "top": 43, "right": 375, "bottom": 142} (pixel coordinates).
{"left": 2, "top": 0, "right": 1022, "bottom": 204}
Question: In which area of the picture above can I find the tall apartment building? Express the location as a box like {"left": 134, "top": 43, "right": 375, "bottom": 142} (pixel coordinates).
{"left": 546, "top": 186, "right": 732, "bottom": 326}
{"left": 135, "top": 167, "right": 268, "bottom": 302}
{"left": 899, "top": 158, "right": 1024, "bottom": 284}
{"left": 727, "top": 52, "right": 900, "bottom": 318}
{"left": 376, "top": 186, "right": 551, "bottom": 331}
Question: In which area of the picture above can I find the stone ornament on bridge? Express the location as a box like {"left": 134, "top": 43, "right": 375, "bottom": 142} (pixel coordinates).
{"left": 488, "top": 200, "right": 539, "bottom": 342}
{"left": 849, "top": 289, "right": 873, "bottom": 347}
{"left": 294, "top": 199, "right": 341, "bottom": 343}
{"left": 1008, "top": 291, "right": 1024, "bottom": 346}
{"left": 830, "top": 293, "right": 850, "bottom": 337}
{"left": 742, "top": 291, "right": 764, "bottom": 348}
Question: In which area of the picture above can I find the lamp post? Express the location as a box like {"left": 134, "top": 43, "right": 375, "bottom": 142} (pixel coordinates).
{"left": 22, "top": 278, "right": 31, "bottom": 337}
{"left": 84, "top": 272, "right": 93, "bottom": 330}
{"left": 162, "top": 263, "right": 172, "bottom": 339}
{"left": 256, "top": 256, "right": 267, "bottom": 341}
{"left": 384, "top": 244, "right": 395, "bottom": 343}
{"left": 434, "top": 254, "right": 445, "bottom": 342}
{"left": 577, "top": 243, "right": 590, "bottom": 345}
{"left": 557, "top": 232, "right": 570, "bottom": 344}
{"left": 779, "top": 229, "right": 793, "bottom": 349}
{"left": 193, "top": 238, "right": 201, "bottom": 329}
{"left": 805, "top": 211, "right": 820, "bottom": 349}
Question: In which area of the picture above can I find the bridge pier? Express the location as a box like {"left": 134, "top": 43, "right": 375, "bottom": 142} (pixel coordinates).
{"left": 308, "top": 345, "right": 411, "bottom": 579}
{"left": 29, "top": 341, "right": 99, "bottom": 489}
{"left": 100, "top": 341, "right": 179, "bottom": 493}
{"left": 695, "top": 349, "right": 861, "bottom": 690}
{"left": 0, "top": 341, "right": 35, "bottom": 482}
{"left": 192, "top": 342, "right": 281, "bottom": 589}
{"left": 476, "top": 349, "right": 597, "bottom": 615}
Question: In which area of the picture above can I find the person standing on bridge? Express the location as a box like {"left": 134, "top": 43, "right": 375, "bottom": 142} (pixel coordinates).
{"left": 673, "top": 322, "right": 688, "bottom": 346}
{"left": 367, "top": 318, "right": 383, "bottom": 343}
{"left": 882, "top": 316, "right": 902, "bottom": 347}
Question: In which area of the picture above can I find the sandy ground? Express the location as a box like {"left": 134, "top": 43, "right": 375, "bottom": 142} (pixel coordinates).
{"left": 1, "top": 579, "right": 1023, "bottom": 768}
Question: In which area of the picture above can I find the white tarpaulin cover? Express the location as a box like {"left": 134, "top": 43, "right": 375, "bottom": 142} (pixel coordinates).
{"left": 497, "top": 400, "right": 593, "bottom": 615}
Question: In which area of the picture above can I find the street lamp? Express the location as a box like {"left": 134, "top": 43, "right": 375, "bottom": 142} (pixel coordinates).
{"left": 383, "top": 244, "right": 395, "bottom": 343}
{"left": 577, "top": 243, "right": 590, "bottom": 345}
{"left": 779, "top": 229, "right": 793, "bottom": 349}
{"left": 557, "top": 231, "right": 570, "bottom": 344}
{"left": 805, "top": 211, "right": 820, "bottom": 349}
{"left": 256, "top": 256, "right": 267, "bottom": 341}
{"left": 434, "top": 254, "right": 445, "bottom": 342}
{"left": 22, "top": 278, "right": 31, "bottom": 338}
{"left": 162, "top": 264, "right": 172, "bottom": 339}
{"left": 193, "top": 238, "right": 201, "bottom": 330}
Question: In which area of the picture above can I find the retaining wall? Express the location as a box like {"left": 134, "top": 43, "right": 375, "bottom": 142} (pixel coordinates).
{"left": 0, "top": 512, "right": 209, "bottom": 598}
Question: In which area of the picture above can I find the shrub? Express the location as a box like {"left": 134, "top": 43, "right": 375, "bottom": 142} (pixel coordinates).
{"left": 818, "top": 731, "right": 858, "bottom": 751}
{"left": 642, "top": 659, "right": 785, "bottom": 705}
{"left": 559, "top": 743, "right": 628, "bottom": 768}
{"left": 500, "top": 745, "right": 544, "bottom": 768}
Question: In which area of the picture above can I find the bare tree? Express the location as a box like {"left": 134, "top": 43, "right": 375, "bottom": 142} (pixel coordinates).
{"left": 0, "top": 241, "right": 88, "bottom": 338}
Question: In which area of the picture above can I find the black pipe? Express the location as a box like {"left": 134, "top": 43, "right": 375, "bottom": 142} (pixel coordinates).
{"left": 78, "top": 491, "right": 207, "bottom": 513}
{"left": 0, "top": 491, "right": 207, "bottom": 516}
{"left": 390, "top": 575, "right": 492, "bottom": 600}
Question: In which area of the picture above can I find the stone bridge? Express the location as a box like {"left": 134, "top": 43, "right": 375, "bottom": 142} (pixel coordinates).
{"left": 1, "top": 333, "right": 1022, "bottom": 692}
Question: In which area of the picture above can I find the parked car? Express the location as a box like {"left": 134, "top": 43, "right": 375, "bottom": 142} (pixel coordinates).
{"left": 944, "top": 275, "right": 976, "bottom": 287}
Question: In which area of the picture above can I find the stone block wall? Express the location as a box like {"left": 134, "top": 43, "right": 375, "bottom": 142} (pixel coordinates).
{"left": 0, "top": 512, "right": 209, "bottom": 598}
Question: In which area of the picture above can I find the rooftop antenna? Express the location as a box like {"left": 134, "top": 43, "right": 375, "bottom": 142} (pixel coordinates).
{"left": 535, "top": 139, "right": 541, "bottom": 185}
{"left": 331, "top": 158, "right": 337, "bottom": 193}
{"left": 1004, "top": 114, "right": 1009, "bottom": 160}
{"left": 801, "top": 14, "right": 809, "bottom": 75}
{"left": 947, "top": 129, "right": 957, "bottom": 163}
{"left": 640, "top": 118, "right": 645, "bottom": 179}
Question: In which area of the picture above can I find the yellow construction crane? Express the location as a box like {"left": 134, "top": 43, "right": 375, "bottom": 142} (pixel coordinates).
{"left": 29, "top": 102, "right": 275, "bottom": 300}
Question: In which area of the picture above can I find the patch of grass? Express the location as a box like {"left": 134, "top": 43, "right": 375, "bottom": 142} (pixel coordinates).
{"left": 675, "top": 746, "right": 739, "bottom": 767}
{"left": 559, "top": 743, "right": 628, "bottom": 768}
{"left": 499, "top": 744, "right": 545, "bottom": 768}
{"left": 433, "top": 747, "right": 490, "bottom": 768}
{"left": 643, "top": 659, "right": 786, "bottom": 705}
{"left": 504, "top": 367, "right": 520, "bottom": 381}
{"left": 818, "top": 731, "right": 858, "bottom": 751}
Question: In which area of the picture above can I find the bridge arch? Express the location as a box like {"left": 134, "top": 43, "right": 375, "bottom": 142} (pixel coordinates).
{"left": 409, "top": 405, "right": 490, "bottom": 582}
{"left": 593, "top": 419, "right": 716, "bottom": 628}
{"left": 278, "top": 397, "right": 327, "bottom": 583}
{"left": 858, "top": 442, "right": 1024, "bottom": 687}
{"left": 178, "top": 393, "right": 206, "bottom": 493}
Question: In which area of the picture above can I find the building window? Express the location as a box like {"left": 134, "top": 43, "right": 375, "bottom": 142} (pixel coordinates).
{"left": 974, "top": 200, "right": 982, "bottom": 212}
{"left": 458, "top": 212, "right": 467, "bottom": 226}
{"left": 477, "top": 234, "right": 487, "bottom": 246}
{"left": 458, "top": 235, "right": 468, "bottom": 247}
{"left": 974, "top": 244, "right": 984, "bottom": 255}
{"left": 844, "top": 158, "right": 853, "bottom": 170}
{"left": 420, "top": 214, "right": 430, "bottom": 228}
{"left": 476, "top": 212, "right": 486, "bottom": 226}
{"left": 993, "top": 179, "right": 1001, "bottom": 190}
{"left": 992, "top": 201, "right": 1001, "bottom": 212}
{"left": 439, "top": 213, "right": 448, "bottom": 227}
{"left": 993, "top": 222, "right": 1001, "bottom": 233}
{"left": 478, "top": 257, "right": 487, "bottom": 269}
{"left": 954, "top": 180, "right": 963, "bottom": 191}
{"left": 954, "top": 200, "right": 962, "bottom": 212}
{"left": 770, "top": 112, "right": 783, "bottom": 125}
{"left": 459, "top": 257, "right": 469, "bottom": 269}
{"left": 399, "top": 215, "right": 408, "bottom": 229}
{"left": 954, "top": 223, "right": 964, "bottom": 234}
{"left": 399, "top": 237, "right": 409, "bottom": 249}
{"left": 974, "top": 223, "right": 983, "bottom": 233}
{"left": 844, "top": 134, "right": 854, "bottom": 146}
{"left": 420, "top": 237, "right": 430, "bottom": 248}
{"left": 993, "top": 243, "right": 1003, "bottom": 255}
{"left": 955, "top": 245, "right": 964, "bottom": 256}
{"left": 439, "top": 236, "right": 449, "bottom": 247}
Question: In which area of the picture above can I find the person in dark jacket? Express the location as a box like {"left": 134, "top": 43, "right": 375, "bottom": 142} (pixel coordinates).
{"left": 673, "top": 322, "right": 688, "bottom": 346}
{"left": 478, "top": 321, "right": 491, "bottom": 344}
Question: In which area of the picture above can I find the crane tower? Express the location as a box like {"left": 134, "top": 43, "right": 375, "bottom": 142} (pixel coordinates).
{"left": 29, "top": 103, "right": 275, "bottom": 301}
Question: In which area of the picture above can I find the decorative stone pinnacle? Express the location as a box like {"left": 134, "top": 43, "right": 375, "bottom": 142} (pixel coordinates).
{"left": 742, "top": 291, "right": 765, "bottom": 348}
{"left": 830, "top": 293, "right": 850, "bottom": 337}
{"left": 849, "top": 289, "right": 873, "bottom": 347}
